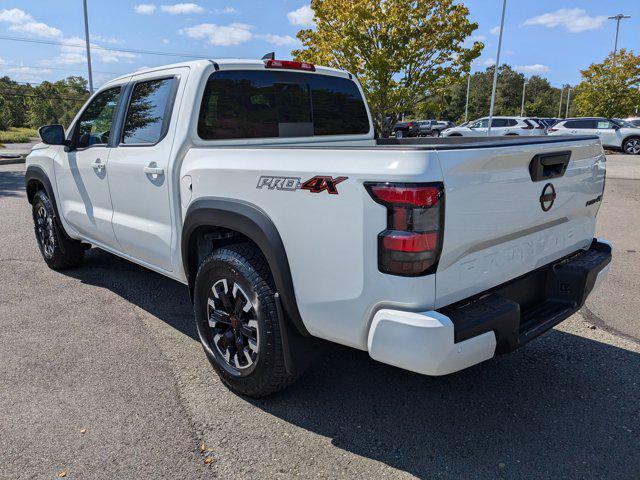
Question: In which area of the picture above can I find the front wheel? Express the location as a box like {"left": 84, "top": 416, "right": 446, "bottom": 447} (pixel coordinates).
{"left": 623, "top": 137, "right": 640, "bottom": 155}
{"left": 32, "top": 190, "right": 85, "bottom": 269}
{"left": 193, "top": 243, "right": 299, "bottom": 397}
{"left": 395, "top": 130, "right": 404, "bottom": 139}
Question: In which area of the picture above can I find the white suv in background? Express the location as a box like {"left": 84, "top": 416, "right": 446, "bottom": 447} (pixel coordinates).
{"left": 548, "top": 118, "right": 640, "bottom": 155}
{"left": 441, "top": 116, "right": 545, "bottom": 137}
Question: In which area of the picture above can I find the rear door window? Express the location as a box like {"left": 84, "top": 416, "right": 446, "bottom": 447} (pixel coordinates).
{"left": 491, "top": 118, "right": 508, "bottom": 127}
{"left": 197, "top": 70, "right": 370, "bottom": 139}
{"left": 122, "top": 78, "right": 175, "bottom": 145}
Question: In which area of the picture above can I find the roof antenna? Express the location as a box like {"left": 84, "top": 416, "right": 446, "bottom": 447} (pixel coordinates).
{"left": 262, "top": 52, "right": 275, "bottom": 60}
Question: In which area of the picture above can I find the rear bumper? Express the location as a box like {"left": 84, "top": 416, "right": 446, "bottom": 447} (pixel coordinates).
{"left": 367, "top": 238, "right": 612, "bottom": 376}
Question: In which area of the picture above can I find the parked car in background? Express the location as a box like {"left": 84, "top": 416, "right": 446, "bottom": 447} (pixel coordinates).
{"left": 548, "top": 117, "right": 640, "bottom": 155}
{"left": 393, "top": 121, "right": 420, "bottom": 138}
{"left": 529, "top": 117, "right": 559, "bottom": 130}
{"left": 416, "top": 120, "right": 455, "bottom": 137}
{"left": 441, "top": 116, "right": 544, "bottom": 137}
{"left": 625, "top": 117, "right": 640, "bottom": 127}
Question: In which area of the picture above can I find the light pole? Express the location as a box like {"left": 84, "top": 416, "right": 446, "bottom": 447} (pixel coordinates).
{"left": 608, "top": 14, "right": 630, "bottom": 55}
{"left": 558, "top": 85, "right": 564, "bottom": 118}
{"left": 83, "top": 0, "right": 94, "bottom": 94}
{"left": 565, "top": 87, "right": 571, "bottom": 118}
{"left": 487, "top": 0, "right": 507, "bottom": 136}
{"left": 520, "top": 78, "right": 528, "bottom": 117}
{"left": 464, "top": 71, "right": 471, "bottom": 123}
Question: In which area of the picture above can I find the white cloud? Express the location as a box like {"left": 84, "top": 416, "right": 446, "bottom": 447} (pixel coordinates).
{"left": 0, "top": 57, "right": 5, "bottom": 65}
{"left": 1, "top": 65, "right": 53, "bottom": 83}
{"left": 181, "top": 23, "right": 253, "bottom": 46}
{"left": 161, "top": 38, "right": 170, "bottom": 44}
{"left": 480, "top": 58, "right": 496, "bottom": 66}
{"left": 42, "top": 36, "right": 136, "bottom": 66}
{"left": 215, "top": 7, "right": 238, "bottom": 14}
{"left": 523, "top": 8, "right": 606, "bottom": 33}
{"left": 134, "top": 4, "right": 157, "bottom": 15}
{"left": 11, "top": 21, "right": 62, "bottom": 38}
{"left": 515, "top": 64, "right": 550, "bottom": 75}
{"left": 490, "top": 26, "right": 500, "bottom": 35}
{"left": 256, "top": 33, "right": 299, "bottom": 47}
{"left": 287, "top": 5, "right": 314, "bottom": 26}
{"left": 0, "top": 8, "right": 33, "bottom": 24}
{"left": 0, "top": 8, "right": 61, "bottom": 38}
{"left": 161, "top": 3, "right": 205, "bottom": 14}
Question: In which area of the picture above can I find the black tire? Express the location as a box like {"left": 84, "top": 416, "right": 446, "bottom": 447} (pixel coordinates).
{"left": 431, "top": 130, "right": 440, "bottom": 137}
{"left": 396, "top": 130, "right": 404, "bottom": 139}
{"left": 32, "top": 190, "right": 85, "bottom": 270}
{"left": 622, "top": 136, "right": 640, "bottom": 155}
{"left": 193, "top": 243, "right": 298, "bottom": 397}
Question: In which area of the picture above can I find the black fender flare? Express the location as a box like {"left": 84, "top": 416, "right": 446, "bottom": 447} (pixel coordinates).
{"left": 182, "top": 197, "right": 309, "bottom": 337}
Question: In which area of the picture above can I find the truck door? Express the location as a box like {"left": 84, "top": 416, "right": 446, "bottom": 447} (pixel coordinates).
{"left": 106, "top": 68, "right": 187, "bottom": 272}
{"left": 54, "top": 86, "right": 123, "bottom": 247}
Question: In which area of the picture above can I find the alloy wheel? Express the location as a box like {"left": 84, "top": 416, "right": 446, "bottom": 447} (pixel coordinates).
{"left": 625, "top": 139, "right": 640, "bottom": 154}
{"left": 207, "top": 278, "right": 259, "bottom": 372}
{"left": 35, "top": 205, "right": 55, "bottom": 258}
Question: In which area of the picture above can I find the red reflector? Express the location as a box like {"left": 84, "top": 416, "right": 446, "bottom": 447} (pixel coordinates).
{"left": 264, "top": 59, "right": 316, "bottom": 71}
{"left": 522, "top": 125, "right": 533, "bottom": 129}
{"left": 547, "top": 128, "right": 558, "bottom": 132}
{"left": 369, "top": 185, "right": 441, "bottom": 207}
{"left": 382, "top": 232, "right": 437, "bottom": 252}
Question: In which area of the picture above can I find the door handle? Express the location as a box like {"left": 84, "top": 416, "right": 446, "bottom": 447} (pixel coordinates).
{"left": 144, "top": 164, "right": 164, "bottom": 175}
{"left": 92, "top": 158, "right": 105, "bottom": 172}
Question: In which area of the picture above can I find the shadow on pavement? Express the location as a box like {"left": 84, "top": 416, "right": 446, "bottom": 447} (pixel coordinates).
{"left": 63, "top": 248, "right": 640, "bottom": 479}
{"left": 0, "top": 169, "right": 25, "bottom": 198}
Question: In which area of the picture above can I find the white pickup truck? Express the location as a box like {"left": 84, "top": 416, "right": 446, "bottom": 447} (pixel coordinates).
{"left": 26, "top": 58, "right": 611, "bottom": 397}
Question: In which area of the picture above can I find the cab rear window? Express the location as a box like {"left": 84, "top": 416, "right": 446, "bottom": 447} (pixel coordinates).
{"left": 197, "top": 70, "right": 370, "bottom": 139}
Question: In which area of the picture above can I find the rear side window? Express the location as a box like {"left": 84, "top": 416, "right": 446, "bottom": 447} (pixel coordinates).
{"left": 491, "top": 118, "right": 508, "bottom": 127}
{"left": 197, "top": 70, "right": 370, "bottom": 139}
{"left": 507, "top": 119, "right": 518, "bottom": 126}
{"left": 122, "top": 78, "right": 175, "bottom": 145}
{"left": 564, "top": 119, "right": 596, "bottom": 129}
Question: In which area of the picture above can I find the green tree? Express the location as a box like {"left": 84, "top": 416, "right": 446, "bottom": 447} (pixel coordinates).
{"left": 573, "top": 49, "right": 640, "bottom": 118}
{"left": 291, "top": 0, "right": 483, "bottom": 136}
{"left": 0, "top": 95, "right": 12, "bottom": 130}
{"left": 25, "top": 76, "right": 89, "bottom": 128}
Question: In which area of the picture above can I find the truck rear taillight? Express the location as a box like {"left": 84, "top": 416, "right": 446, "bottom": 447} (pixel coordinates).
{"left": 365, "top": 183, "right": 444, "bottom": 276}
{"left": 547, "top": 127, "right": 558, "bottom": 132}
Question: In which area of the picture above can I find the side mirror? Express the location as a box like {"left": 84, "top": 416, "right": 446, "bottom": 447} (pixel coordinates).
{"left": 613, "top": 124, "right": 621, "bottom": 130}
{"left": 39, "top": 124, "right": 67, "bottom": 146}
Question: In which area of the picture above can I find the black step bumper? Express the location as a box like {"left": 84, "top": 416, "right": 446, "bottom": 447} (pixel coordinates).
{"left": 438, "top": 239, "right": 612, "bottom": 354}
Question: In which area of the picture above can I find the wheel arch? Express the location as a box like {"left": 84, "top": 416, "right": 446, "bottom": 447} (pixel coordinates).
{"left": 182, "top": 197, "right": 309, "bottom": 337}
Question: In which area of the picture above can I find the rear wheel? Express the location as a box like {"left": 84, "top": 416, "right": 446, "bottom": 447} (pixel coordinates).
{"left": 32, "top": 190, "right": 85, "bottom": 270}
{"left": 193, "top": 243, "right": 299, "bottom": 397}
{"left": 431, "top": 130, "right": 440, "bottom": 137}
{"left": 396, "top": 130, "right": 404, "bottom": 139}
{"left": 623, "top": 137, "right": 640, "bottom": 155}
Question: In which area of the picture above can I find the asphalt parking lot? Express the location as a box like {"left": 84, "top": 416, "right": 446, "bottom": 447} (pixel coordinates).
{"left": 1, "top": 156, "right": 639, "bottom": 479}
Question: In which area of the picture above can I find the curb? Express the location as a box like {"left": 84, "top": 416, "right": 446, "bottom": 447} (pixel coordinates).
{"left": 0, "top": 156, "right": 26, "bottom": 166}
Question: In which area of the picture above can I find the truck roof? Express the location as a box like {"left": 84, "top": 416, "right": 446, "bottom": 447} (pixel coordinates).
{"left": 106, "top": 58, "right": 352, "bottom": 85}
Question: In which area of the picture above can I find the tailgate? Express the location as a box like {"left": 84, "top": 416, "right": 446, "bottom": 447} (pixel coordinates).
{"left": 434, "top": 137, "right": 606, "bottom": 308}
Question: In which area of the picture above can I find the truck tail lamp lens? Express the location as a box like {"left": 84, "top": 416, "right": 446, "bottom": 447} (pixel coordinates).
{"left": 365, "top": 183, "right": 444, "bottom": 276}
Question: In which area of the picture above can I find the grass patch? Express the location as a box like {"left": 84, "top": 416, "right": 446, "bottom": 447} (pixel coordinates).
{"left": 0, "top": 127, "right": 39, "bottom": 144}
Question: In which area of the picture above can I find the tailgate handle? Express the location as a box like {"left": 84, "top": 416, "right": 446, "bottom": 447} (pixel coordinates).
{"left": 528, "top": 151, "right": 571, "bottom": 182}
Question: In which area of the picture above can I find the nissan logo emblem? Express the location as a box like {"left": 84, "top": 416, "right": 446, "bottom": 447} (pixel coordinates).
{"left": 540, "top": 183, "right": 556, "bottom": 212}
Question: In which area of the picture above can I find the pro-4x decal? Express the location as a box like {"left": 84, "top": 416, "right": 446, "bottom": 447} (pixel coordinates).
{"left": 257, "top": 175, "right": 347, "bottom": 195}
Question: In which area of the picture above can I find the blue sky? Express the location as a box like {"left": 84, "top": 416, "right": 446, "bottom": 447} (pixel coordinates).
{"left": 0, "top": 0, "right": 638, "bottom": 88}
